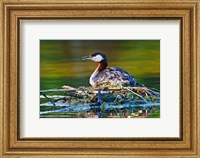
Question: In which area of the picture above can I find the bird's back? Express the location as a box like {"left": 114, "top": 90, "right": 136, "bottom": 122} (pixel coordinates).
{"left": 94, "top": 67, "right": 136, "bottom": 87}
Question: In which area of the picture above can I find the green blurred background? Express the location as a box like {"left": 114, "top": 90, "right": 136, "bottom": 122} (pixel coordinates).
{"left": 40, "top": 40, "right": 160, "bottom": 90}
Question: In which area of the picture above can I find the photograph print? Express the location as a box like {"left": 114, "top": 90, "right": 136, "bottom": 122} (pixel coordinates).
{"left": 40, "top": 40, "right": 160, "bottom": 118}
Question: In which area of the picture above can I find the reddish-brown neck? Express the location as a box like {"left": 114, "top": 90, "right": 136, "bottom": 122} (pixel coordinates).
{"left": 96, "top": 60, "right": 108, "bottom": 72}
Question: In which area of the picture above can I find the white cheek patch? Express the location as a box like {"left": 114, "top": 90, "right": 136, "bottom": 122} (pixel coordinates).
{"left": 92, "top": 55, "right": 104, "bottom": 62}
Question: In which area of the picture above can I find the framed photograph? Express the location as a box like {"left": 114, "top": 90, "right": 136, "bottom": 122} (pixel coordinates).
{"left": 0, "top": 0, "right": 199, "bottom": 157}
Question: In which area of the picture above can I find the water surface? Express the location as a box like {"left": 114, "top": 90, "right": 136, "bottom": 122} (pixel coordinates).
{"left": 40, "top": 40, "right": 160, "bottom": 90}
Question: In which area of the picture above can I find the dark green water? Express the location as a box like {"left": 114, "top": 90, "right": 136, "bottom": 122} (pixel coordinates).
{"left": 40, "top": 40, "right": 160, "bottom": 90}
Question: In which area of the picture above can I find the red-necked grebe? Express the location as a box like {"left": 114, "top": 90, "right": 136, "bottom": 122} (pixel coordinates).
{"left": 82, "top": 52, "right": 137, "bottom": 88}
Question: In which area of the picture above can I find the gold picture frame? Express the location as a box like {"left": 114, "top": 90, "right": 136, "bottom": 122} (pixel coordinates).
{"left": 0, "top": 0, "right": 199, "bottom": 157}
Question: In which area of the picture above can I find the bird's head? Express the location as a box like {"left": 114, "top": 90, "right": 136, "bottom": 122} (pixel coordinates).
{"left": 82, "top": 52, "right": 107, "bottom": 63}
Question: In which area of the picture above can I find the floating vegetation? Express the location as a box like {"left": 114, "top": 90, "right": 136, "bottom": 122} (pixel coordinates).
{"left": 40, "top": 85, "right": 160, "bottom": 118}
